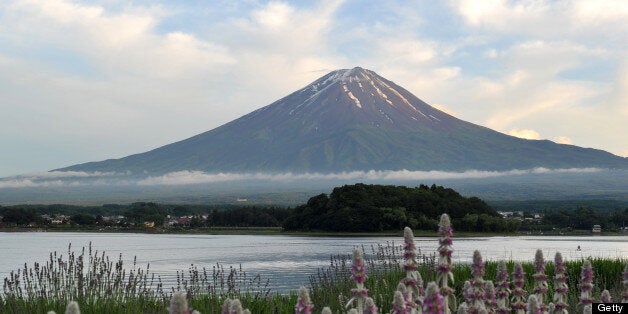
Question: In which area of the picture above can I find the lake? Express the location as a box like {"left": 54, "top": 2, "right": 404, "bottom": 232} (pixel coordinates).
{"left": 0, "top": 232, "right": 626, "bottom": 292}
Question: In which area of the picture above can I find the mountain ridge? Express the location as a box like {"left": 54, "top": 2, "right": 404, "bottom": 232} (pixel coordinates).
{"left": 57, "top": 67, "right": 627, "bottom": 174}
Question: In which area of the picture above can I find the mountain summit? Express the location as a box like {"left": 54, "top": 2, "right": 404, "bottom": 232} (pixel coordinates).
{"left": 59, "top": 67, "right": 627, "bottom": 174}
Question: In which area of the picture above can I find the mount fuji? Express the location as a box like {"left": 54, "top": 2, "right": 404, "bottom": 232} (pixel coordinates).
{"left": 57, "top": 67, "right": 627, "bottom": 175}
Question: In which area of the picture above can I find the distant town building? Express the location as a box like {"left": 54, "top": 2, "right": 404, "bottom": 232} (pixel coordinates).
{"left": 592, "top": 224, "right": 602, "bottom": 233}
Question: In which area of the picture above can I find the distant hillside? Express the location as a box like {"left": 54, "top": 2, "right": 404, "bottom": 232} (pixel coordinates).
{"left": 57, "top": 67, "right": 628, "bottom": 175}
{"left": 282, "top": 183, "right": 519, "bottom": 232}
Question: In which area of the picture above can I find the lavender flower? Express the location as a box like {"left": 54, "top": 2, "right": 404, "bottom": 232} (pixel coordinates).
{"left": 392, "top": 290, "right": 407, "bottom": 314}
{"left": 468, "top": 250, "right": 486, "bottom": 313}
{"left": 579, "top": 259, "right": 594, "bottom": 310}
{"left": 484, "top": 281, "right": 497, "bottom": 313}
{"left": 532, "top": 250, "right": 548, "bottom": 311}
{"left": 365, "top": 297, "right": 379, "bottom": 314}
{"left": 168, "top": 292, "right": 190, "bottom": 314}
{"left": 65, "top": 301, "right": 80, "bottom": 314}
{"left": 404, "top": 227, "right": 418, "bottom": 273}
{"left": 552, "top": 252, "right": 568, "bottom": 314}
{"left": 526, "top": 295, "right": 540, "bottom": 314}
{"left": 600, "top": 289, "right": 612, "bottom": 303}
{"left": 295, "top": 286, "right": 314, "bottom": 314}
{"left": 423, "top": 282, "right": 445, "bottom": 314}
{"left": 397, "top": 283, "right": 411, "bottom": 307}
{"left": 622, "top": 263, "right": 628, "bottom": 303}
{"left": 352, "top": 248, "right": 367, "bottom": 284}
{"left": 495, "top": 261, "right": 511, "bottom": 314}
{"left": 402, "top": 227, "right": 423, "bottom": 312}
{"left": 347, "top": 248, "right": 370, "bottom": 313}
{"left": 437, "top": 214, "right": 455, "bottom": 313}
{"left": 512, "top": 262, "right": 527, "bottom": 314}
{"left": 462, "top": 281, "right": 472, "bottom": 308}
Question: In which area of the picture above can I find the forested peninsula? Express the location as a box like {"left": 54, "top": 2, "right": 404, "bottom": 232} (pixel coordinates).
{"left": 283, "top": 183, "right": 518, "bottom": 232}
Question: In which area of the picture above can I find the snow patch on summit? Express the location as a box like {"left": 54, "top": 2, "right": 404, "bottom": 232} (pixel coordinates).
{"left": 375, "top": 78, "right": 418, "bottom": 112}
{"left": 347, "top": 91, "right": 361, "bottom": 108}
{"left": 343, "top": 84, "right": 361, "bottom": 108}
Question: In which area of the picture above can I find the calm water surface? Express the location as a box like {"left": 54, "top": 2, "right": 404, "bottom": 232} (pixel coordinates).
{"left": 1, "top": 232, "right": 626, "bottom": 291}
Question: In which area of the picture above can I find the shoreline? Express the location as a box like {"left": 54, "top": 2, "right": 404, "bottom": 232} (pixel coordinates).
{"left": 0, "top": 227, "right": 625, "bottom": 237}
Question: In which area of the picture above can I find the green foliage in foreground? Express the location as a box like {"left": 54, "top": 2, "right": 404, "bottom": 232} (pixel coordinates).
{"left": 308, "top": 248, "right": 626, "bottom": 314}
{"left": 1, "top": 239, "right": 625, "bottom": 313}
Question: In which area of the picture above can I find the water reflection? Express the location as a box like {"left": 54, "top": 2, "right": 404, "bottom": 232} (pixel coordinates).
{"left": 0, "top": 232, "right": 625, "bottom": 292}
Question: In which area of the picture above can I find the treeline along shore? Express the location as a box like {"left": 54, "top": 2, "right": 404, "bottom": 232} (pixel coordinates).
{"left": 1, "top": 184, "right": 627, "bottom": 234}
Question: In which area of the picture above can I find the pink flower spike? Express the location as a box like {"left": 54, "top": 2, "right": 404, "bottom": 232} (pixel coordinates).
{"left": 351, "top": 248, "right": 367, "bottom": 284}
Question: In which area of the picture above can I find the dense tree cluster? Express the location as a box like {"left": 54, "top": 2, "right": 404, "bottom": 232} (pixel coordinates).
{"left": 541, "top": 206, "right": 628, "bottom": 230}
{"left": 282, "top": 184, "right": 513, "bottom": 232}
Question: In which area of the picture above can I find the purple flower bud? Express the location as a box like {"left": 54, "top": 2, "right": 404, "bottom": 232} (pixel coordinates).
{"left": 600, "top": 289, "right": 612, "bottom": 303}
{"left": 424, "top": 282, "right": 445, "bottom": 314}
{"left": 295, "top": 286, "right": 314, "bottom": 314}
{"left": 472, "top": 250, "right": 485, "bottom": 278}
{"left": 352, "top": 248, "right": 367, "bottom": 284}
{"left": 365, "top": 297, "right": 378, "bottom": 314}
{"left": 403, "top": 227, "right": 418, "bottom": 272}
{"left": 392, "top": 290, "right": 407, "bottom": 314}
{"left": 484, "top": 281, "right": 497, "bottom": 312}
{"left": 553, "top": 252, "right": 569, "bottom": 312}
{"left": 437, "top": 214, "right": 455, "bottom": 312}
{"left": 579, "top": 260, "right": 594, "bottom": 306}
{"left": 526, "top": 295, "right": 541, "bottom": 314}
{"left": 511, "top": 263, "right": 527, "bottom": 312}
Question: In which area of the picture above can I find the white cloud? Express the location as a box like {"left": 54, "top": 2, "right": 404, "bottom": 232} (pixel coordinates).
{"left": 251, "top": 2, "right": 295, "bottom": 30}
{"left": 135, "top": 168, "right": 602, "bottom": 186}
{"left": 553, "top": 136, "right": 573, "bottom": 145}
{"left": 508, "top": 128, "right": 541, "bottom": 140}
{"left": 0, "top": 178, "right": 65, "bottom": 189}
{"left": 454, "top": 0, "right": 628, "bottom": 38}
{"left": 0, "top": 168, "right": 602, "bottom": 189}
{"left": 574, "top": 0, "right": 628, "bottom": 24}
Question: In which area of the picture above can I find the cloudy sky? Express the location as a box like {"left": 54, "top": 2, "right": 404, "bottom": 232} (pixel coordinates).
{"left": 1, "top": 0, "right": 627, "bottom": 178}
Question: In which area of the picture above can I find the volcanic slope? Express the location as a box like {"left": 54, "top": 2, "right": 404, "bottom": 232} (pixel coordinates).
{"left": 58, "top": 67, "right": 627, "bottom": 174}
